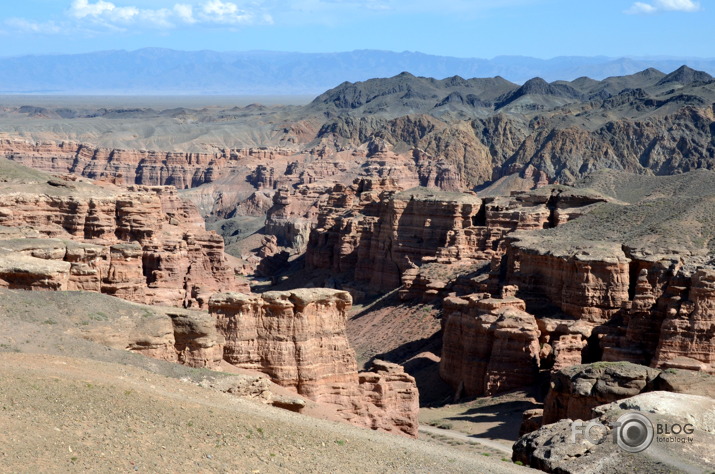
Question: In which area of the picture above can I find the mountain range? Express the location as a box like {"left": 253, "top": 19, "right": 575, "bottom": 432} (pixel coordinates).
{"left": 2, "top": 48, "right": 715, "bottom": 95}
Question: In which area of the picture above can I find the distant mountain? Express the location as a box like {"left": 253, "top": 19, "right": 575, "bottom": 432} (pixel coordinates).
{"left": 1, "top": 48, "right": 715, "bottom": 95}
{"left": 308, "top": 65, "right": 714, "bottom": 120}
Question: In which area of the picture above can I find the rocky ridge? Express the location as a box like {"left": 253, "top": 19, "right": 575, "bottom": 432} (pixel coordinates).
{"left": 0, "top": 158, "right": 246, "bottom": 308}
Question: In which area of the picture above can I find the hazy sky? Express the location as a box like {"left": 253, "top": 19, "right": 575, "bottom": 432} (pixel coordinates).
{"left": 0, "top": 0, "right": 711, "bottom": 58}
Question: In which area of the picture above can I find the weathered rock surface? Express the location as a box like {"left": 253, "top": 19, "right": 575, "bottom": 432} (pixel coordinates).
{"left": 542, "top": 362, "right": 660, "bottom": 425}
{"left": 307, "top": 183, "right": 608, "bottom": 297}
{"left": 208, "top": 289, "right": 420, "bottom": 437}
{"left": 439, "top": 294, "right": 541, "bottom": 397}
{"left": 70, "top": 303, "right": 226, "bottom": 369}
{"left": 0, "top": 139, "right": 293, "bottom": 189}
{"left": 0, "top": 160, "right": 246, "bottom": 307}
{"left": 505, "top": 237, "right": 630, "bottom": 323}
{"left": 345, "top": 360, "right": 420, "bottom": 437}
{"left": 514, "top": 391, "right": 715, "bottom": 473}
{"left": 210, "top": 289, "right": 358, "bottom": 398}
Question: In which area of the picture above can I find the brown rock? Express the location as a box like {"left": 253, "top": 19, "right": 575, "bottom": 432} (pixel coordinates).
{"left": 0, "top": 171, "right": 246, "bottom": 307}
{"left": 439, "top": 294, "right": 540, "bottom": 397}
{"left": 210, "top": 289, "right": 357, "bottom": 399}
{"left": 653, "top": 268, "right": 715, "bottom": 373}
{"left": 542, "top": 362, "right": 660, "bottom": 425}
{"left": 209, "top": 290, "right": 420, "bottom": 437}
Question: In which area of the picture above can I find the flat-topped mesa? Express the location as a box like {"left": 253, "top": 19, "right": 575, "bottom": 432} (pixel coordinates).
{"left": 209, "top": 289, "right": 358, "bottom": 398}
{"left": 0, "top": 179, "right": 246, "bottom": 307}
{"left": 505, "top": 236, "right": 631, "bottom": 323}
{"left": 439, "top": 294, "right": 541, "bottom": 397}
{"left": 307, "top": 184, "right": 609, "bottom": 295}
{"left": 208, "top": 289, "right": 420, "bottom": 437}
{"left": 0, "top": 139, "right": 294, "bottom": 189}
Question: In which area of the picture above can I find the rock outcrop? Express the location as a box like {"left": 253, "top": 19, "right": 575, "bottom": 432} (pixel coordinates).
{"left": 208, "top": 289, "right": 419, "bottom": 437}
{"left": 0, "top": 139, "right": 293, "bottom": 189}
{"left": 307, "top": 184, "right": 608, "bottom": 296}
{"left": 72, "top": 304, "right": 226, "bottom": 369}
{"left": 513, "top": 391, "right": 715, "bottom": 473}
{"left": 439, "top": 294, "right": 541, "bottom": 397}
{"left": 0, "top": 164, "right": 246, "bottom": 307}
{"left": 209, "top": 289, "right": 358, "bottom": 399}
{"left": 542, "top": 362, "right": 660, "bottom": 424}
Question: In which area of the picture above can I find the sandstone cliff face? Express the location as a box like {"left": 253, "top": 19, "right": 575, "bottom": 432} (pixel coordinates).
{"left": 0, "top": 139, "right": 293, "bottom": 189}
{"left": 505, "top": 239, "right": 631, "bottom": 323}
{"left": 308, "top": 184, "right": 484, "bottom": 290}
{"left": 209, "top": 289, "right": 358, "bottom": 399}
{"left": 307, "top": 184, "right": 608, "bottom": 300}
{"left": 345, "top": 360, "right": 420, "bottom": 437}
{"left": 504, "top": 238, "right": 715, "bottom": 375}
{"left": 652, "top": 268, "right": 715, "bottom": 372}
{"left": 0, "top": 179, "right": 246, "bottom": 307}
{"left": 439, "top": 294, "right": 541, "bottom": 397}
{"left": 208, "top": 290, "right": 419, "bottom": 437}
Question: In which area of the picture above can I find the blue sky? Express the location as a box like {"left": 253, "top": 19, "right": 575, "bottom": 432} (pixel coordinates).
{"left": 0, "top": 0, "right": 711, "bottom": 58}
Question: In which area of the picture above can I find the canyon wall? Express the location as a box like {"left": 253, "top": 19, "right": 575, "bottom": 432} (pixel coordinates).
{"left": 439, "top": 294, "right": 541, "bottom": 397}
{"left": 0, "top": 139, "right": 292, "bottom": 189}
{"left": 208, "top": 289, "right": 419, "bottom": 437}
{"left": 0, "top": 178, "right": 246, "bottom": 307}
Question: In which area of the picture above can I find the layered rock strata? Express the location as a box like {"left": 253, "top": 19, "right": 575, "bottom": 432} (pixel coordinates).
{"left": 439, "top": 294, "right": 541, "bottom": 397}
{"left": 208, "top": 289, "right": 419, "bottom": 437}
{"left": 307, "top": 184, "right": 608, "bottom": 295}
{"left": 0, "top": 177, "right": 246, "bottom": 307}
{"left": 0, "top": 139, "right": 293, "bottom": 189}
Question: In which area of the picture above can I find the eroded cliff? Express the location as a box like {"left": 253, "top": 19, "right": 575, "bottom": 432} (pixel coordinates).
{"left": 0, "top": 159, "right": 246, "bottom": 307}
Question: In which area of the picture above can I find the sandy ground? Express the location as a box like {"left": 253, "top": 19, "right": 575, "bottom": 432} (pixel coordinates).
{"left": 419, "top": 389, "right": 542, "bottom": 451}
{"left": 0, "top": 352, "right": 535, "bottom": 473}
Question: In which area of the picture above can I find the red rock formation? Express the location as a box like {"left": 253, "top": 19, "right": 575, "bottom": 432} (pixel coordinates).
{"left": 439, "top": 294, "right": 541, "bottom": 397}
{"left": 210, "top": 289, "right": 358, "bottom": 398}
{"left": 307, "top": 184, "right": 609, "bottom": 298}
{"left": 345, "top": 360, "right": 420, "bottom": 437}
{"left": 0, "top": 181, "right": 246, "bottom": 307}
{"left": 653, "top": 268, "right": 715, "bottom": 372}
{"left": 505, "top": 239, "right": 630, "bottom": 323}
{"left": 208, "top": 289, "right": 419, "bottom": 437}
{"left": 0, "top": 139, "right": 294, "bottom": 189}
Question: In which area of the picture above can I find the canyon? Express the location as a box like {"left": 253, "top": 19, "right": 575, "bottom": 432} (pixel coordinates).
{"left": 1, "top": 66, "right": 715, "bottom": 472}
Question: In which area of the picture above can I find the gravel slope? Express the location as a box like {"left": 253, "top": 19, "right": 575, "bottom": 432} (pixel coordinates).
{"left": 0, "top": 353, "right": 534, "bottom": 473}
